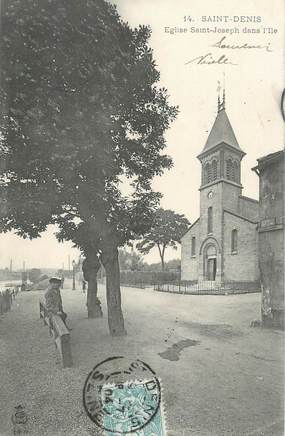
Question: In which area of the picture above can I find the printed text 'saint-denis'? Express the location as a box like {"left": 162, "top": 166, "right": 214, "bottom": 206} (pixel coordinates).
{"left": 201, "top": 16, "right": 261, "bottom": 23}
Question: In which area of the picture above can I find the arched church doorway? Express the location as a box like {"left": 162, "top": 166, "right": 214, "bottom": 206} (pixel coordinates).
{"left": 204, "top": 244, "right": 217, "bottom": 281}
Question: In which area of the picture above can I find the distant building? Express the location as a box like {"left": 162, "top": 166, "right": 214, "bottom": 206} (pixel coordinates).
{"left": 181, "top": 93, "right": 259, "bottom": 289}
{"left": 252, "top": 150, "right": 284, "bottom": 329}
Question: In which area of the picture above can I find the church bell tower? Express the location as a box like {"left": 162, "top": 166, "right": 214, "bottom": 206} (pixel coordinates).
{"left": 196, "top": 89, "right": 246, "bottom": 283}
{"left": 197, "top": 89, "right": 245, "bottom": 190}
{"left": 181, "top": 88, "right": 259, "bottom": 287}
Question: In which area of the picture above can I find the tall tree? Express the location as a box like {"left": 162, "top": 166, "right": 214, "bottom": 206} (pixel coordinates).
{"left": 0, "top": 0, "right": 177, "bottom": 335}
{"left": 137, "top": 208, "right": 190, "bottom": 271}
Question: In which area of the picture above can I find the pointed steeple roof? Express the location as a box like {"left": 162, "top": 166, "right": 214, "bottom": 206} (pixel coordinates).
{"left": 198, "top": 86, "right": 245, "bottom": 159}
{"left": 202, "top": 108, "right": 242, "bottom": 153}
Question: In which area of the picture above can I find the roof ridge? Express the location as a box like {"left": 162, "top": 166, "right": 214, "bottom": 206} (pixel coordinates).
{"left": 223, "top": 208, "right": 258, "bottom": 224}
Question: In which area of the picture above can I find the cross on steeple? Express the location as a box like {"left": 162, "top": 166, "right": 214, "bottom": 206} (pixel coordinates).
{"left": 217, "top": 81, "right": 226, "bottom": 113}
{"left": 198, "top": 85, "right": 245, "bottom": 156}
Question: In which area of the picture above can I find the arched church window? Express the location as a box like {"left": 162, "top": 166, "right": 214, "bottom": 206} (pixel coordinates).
{"left": 212, "top": 160, "right": 217, "bottom": 180}
{"left": 233, "top": 161, "right": 239, "bottom": 183}
{"left": 191, "top": 237, "right": 196, "bottom": 256}
{"left": 226, "top": 159, "right": 232, "bottom": 180}
{"left": 208, "top": 207, "right": 213, "bottom": 234}
{"left": 231, "top": 161, "right": 235, "bottom": 181}
{"left": 203, "top": 165, "right": 207, "bottom": 184}
{"left": 231, "top": 229, "right": 238, "bottom": 253}
{"left": 205, "top": 163, "right": 212, "bottom": 184}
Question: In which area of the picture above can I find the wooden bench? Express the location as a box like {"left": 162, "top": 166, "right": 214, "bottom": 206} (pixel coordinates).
{"left": 39, "top": 300, "right": 73, "bottom": 368}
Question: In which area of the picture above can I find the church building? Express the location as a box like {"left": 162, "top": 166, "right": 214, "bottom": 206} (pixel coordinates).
{"left": 181, "top": 92, "right": 260, "bottom": 287}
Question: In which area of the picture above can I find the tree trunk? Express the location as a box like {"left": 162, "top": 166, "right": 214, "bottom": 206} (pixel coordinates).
{"left": 101, "top": 240, "right": 126, "bottom": 336}
{"left": 87, "top": 269, "right": 103, "bottom": 318}
{"left": 82, "top": 253, "right": 103, "bottom": 318}
{"left": 161, "top": 245, "right": 166, "bottom": 271}
{"left": 157, "top": 243, "right": 165, "bottom": 271}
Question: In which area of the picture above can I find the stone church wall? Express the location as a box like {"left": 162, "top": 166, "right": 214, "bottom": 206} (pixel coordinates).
{"left": 238, "top": 196, "right": 259, "bottom": 222}
{"left": 221, "top": 181, "right": 242, "bottom": 213}
{"left": 181, "top": 220, "right": 200, "bottom": 281}
{"left": 200, "top": 184, "right": 223, "bottom": 242}
{"left": 223, "top": 211, "right": 259, "bottom": 282}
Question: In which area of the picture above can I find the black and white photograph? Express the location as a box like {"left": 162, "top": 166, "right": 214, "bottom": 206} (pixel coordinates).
{"left": 0, "top": 0, "right": 284, "bottom": 435}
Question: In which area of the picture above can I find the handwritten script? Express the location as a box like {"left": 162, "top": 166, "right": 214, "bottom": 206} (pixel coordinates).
{"left": 212, "top": 36, "right": 272, "bottom": 52}
{"left": 185, "top": 52, "right": 237, "bottom": 66}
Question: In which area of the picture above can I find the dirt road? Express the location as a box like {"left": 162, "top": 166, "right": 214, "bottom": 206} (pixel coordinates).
{"left": 0, "top": 285, "right": 283, "bottom": 435}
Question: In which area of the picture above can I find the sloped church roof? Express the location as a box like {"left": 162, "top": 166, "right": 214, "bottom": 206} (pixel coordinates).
{"left": 199, "top": 93, "right": 245, "bottom": 157}
{"left": 203, "top": 108, "right": 241, "bottom": 151}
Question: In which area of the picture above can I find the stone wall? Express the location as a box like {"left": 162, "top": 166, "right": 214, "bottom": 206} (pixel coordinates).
{"left": 221, "top": 181, "right": 242, "bottom": 213}
{"left": 259, "top": 229, "right": 284, "bottom": 311}
{"left": 199, "top": 183, "right": 223, "bottom": 242}
{"left": 181, "top": 220, "right": 200, "bottom": 281}
{"left": 238, "top": 196, "right": 259, "bottom": 222}
{"left": 223, "top": 211, "right": 259, "bottom": 282}
{"left": 256, "top": 151, "right": 284, "bottom": 329}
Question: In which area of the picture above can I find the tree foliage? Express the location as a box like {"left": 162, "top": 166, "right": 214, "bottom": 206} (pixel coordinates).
{"left": 137, "top": 208, "right": 190, "bottom": 270}
{"left": 0, "top": 0, "right": 178, "bottom": 334}
{"left": 0, "top": 0, "right": 177, "bottom": 240}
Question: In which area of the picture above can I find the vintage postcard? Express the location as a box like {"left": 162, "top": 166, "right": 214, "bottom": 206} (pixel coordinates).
{"left": 0, "top": 0, "right": 284, "bottom": 435}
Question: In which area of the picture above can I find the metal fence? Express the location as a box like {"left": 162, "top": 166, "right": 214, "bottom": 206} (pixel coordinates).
{"left": 119, "top": 271, "right": 180, "bottom": 289}
{"left": 153, "top": 280, "right": 261, "bottom": 295}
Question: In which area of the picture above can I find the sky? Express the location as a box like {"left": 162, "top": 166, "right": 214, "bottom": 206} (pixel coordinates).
{"left": 0, "top": 0, "right": 284, "bottom": 269}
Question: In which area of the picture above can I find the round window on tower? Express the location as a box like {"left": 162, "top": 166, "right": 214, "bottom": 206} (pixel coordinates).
{"left": 208, "top": 191, "right": 214, "bottom": 199}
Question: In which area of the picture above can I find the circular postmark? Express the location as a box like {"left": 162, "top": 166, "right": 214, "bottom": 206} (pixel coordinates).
{"left": 83, "top": 356, "right": 161, "bottom": 434}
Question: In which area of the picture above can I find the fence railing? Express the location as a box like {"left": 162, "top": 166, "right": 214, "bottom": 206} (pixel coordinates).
{"left": 119, "top": 271, "right": 180, "bottom": 289}
{"left": 154, "top": 280, "right": 261, "bottom": 295}
{"left": 39, "top": 300, "right": 73, "bottom": 368}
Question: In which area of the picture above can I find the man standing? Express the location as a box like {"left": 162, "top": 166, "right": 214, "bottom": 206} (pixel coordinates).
{"left": 44, "top": 277, "right": 68, "bottom": 326}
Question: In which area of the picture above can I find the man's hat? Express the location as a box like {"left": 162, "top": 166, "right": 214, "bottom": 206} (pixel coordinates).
{"left": 49, "top": 277, "right": 62, "bottom": 284}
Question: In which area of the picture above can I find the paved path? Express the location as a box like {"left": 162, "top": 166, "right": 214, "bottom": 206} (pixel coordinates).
{"left": 0, "top": 286, "right": 284, "bottom": 435}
